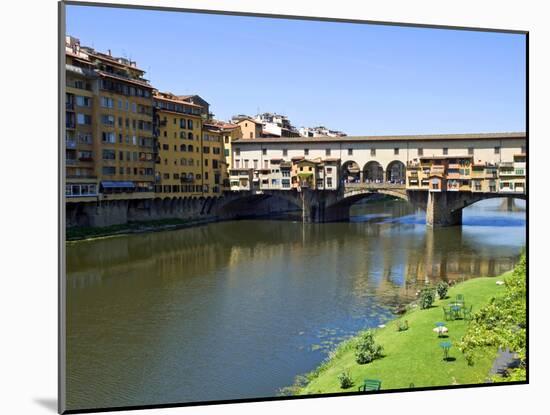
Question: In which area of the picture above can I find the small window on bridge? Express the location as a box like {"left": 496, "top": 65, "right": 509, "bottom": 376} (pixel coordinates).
{"left": 371, "top": 148, "right": 376, "bottom": 156}
{"left": 394, "top": 148, "right": 399, "bottom": 155}
{"left": 418, "top": 148, "right": 423, "bottom": 156}
{"left": 304, "top": 148, "right": 309, "bottom": 155}
{"left": 348, "top": 148, "right": 353, "bottom": 155}
{"left": 494, "top": 146, "right": 501, "bottom": 154}
{"left": 468, "top": 147, "right": 474, "bottom": 155}
{"left": 326, "top": 149, "right": 331, "bottom": 156}
{"left": 443, "top": 148, "right": 448, "bottom": 155}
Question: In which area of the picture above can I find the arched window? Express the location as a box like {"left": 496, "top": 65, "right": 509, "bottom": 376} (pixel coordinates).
{"left": 189, "top": 158, "right": 194, "bottom": 166}
{"left": 181, "top": 158, "right": 187, "bottom": 165}
{"left": 188, "top": 145, "right": 193, "bottom": 152}
{"left": 188, "top": 132, "right": 193, "bottom": 140}
{"left": 180, "top": 132, "right": 184, "bottom": 139}
{"left": 180, "top": 144, "right": 186, "bottom": 152}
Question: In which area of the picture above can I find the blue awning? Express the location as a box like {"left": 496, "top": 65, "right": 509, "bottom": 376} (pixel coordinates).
{"left": 101, "top": 181, "right": 135, "bottom": 189}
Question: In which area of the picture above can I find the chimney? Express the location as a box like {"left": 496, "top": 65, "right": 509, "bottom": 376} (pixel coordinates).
{"left": 108, "top": 49, "right": 112, "bottom": 56}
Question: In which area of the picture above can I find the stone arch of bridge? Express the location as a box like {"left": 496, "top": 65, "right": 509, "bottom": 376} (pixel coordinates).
{"left": 448, "top": 193, "right": 527, "bottom": 214}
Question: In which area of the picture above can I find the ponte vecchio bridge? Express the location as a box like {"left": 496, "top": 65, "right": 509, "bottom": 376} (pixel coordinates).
{"left": 226, "top": 132, "right": 527, "bottom": 226}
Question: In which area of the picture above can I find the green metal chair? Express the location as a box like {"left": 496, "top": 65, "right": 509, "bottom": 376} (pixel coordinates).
{"left": 442, "top": 306, "right": 453, "bottom": 321}
{"left": 456, "top": 294, "right": 465, "bottom": 305}
{"left": 358, "top": 379, "right": 382, "bottom": 392}
{"left": 462, "top": 305, "right": 473, "bottom": 321}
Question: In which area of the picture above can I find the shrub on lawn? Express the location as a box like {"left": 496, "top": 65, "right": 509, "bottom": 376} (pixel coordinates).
{"left": 436, "top": 281, "right": 449, "bottom": 299}
{"left": 397, "top": 320, "right": 409, "bottom": 332}
{"left": 355, "top": 330, "right": 383, "bottom": 364}
{"left": 337, "top": 371, "right": 353, "bottom": 389}
{"left": 419, "top": 288, "right": 436, "bottom": 309}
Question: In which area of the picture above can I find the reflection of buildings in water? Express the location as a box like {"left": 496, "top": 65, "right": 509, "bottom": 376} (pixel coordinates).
{"left": 412, "top": 227, "right": 519, "bottom": 283}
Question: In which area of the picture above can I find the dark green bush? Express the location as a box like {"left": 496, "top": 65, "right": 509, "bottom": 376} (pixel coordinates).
{"left": 436, "top": 281, "right": 449, "bottom": 299}
{"left": 419, "top": 288, "right": 436, "bottom": 309}
{"left": 355, "top": 330, "right": 383, "bottom": 364}
{"left": 337, "top": 371, "right": 353, "bottom": 389}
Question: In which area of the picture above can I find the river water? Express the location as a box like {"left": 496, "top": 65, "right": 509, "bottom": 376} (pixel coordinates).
{"left": 66, "top": 198, "right": 526, "bottom": 410}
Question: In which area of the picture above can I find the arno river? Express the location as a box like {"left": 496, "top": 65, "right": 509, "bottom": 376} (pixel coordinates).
{"left": 66, "top": 198, "right": 526, "bottom": 410}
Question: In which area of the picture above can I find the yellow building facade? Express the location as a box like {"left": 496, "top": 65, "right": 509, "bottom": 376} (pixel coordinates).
{"left": 153, "top": 92, "right": 205, "bottom": 197}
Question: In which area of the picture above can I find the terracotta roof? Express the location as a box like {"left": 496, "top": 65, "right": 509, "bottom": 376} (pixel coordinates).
{"left": 233, "top": 132, "right": 525, "bottom": 144}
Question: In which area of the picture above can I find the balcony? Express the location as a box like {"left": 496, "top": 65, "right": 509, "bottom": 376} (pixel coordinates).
{"left": 430, "top": 166, "right": 445, "bottom": 175}
{"left": 66, "top": 140, "right": 77, "bottom": 149}
{"left": 499, "top": 162, "right": 513, "bottom": 168}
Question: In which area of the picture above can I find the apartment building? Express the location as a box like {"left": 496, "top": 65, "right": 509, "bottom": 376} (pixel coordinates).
{"left": 298, "top": 126, "right": 347, "bottom": 138}
{"left": 65, "top": 36, "right": 155, "bottom": 202}
{"left": 229, "top": 169, "right": 254, "bottom": 191}
{"left": 233, "top": 116, "right": 263, "bottom": 139}
{"left": 499, "top": 153, "right": 526, "bottom": 193}
{"left": 153, "top": 91, "right": 204, "bottom": 197}
{"left": 202, "top": 123, "right": 230, "bottom": 195}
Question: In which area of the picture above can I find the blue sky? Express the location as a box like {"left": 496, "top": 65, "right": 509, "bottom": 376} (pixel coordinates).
{"left": 66, "top": 5, "right": 526, "bottom": 136}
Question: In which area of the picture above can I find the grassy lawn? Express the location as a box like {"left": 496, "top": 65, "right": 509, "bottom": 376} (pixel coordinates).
{"left": 298, "top": 274, "right": 511, "bottom": 395}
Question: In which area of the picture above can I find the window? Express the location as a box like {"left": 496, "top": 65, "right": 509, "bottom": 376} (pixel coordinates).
{"left": 203, "top": 146, "right": 210, "bottom": 154}
{"left": 188, "top": 145, "right": 193, "bottom": 152}
{"left": 394, "top": 148, "right": 399, "bottom": 155}
{"left": 249, "top": 132, "right": 253, "bottom": 139}
{"left": 188, "top": 120, "right": 193, "bottom": 129}
{"left": 100, "top": 97, "right": 114, "bottom": 108}
{"left": 244, "top": 160, "right": 249, "bottom": 168}
{"left": 235, "top": 148, "right": 241, "bottom": 156}
{"left": 325, "top": 149, "right": 331, "bottom": 156}
{"left": 443, "top": 147, "right": 448, "bottom": 155}
{"left": 262, "top": 148, "right": 267, "bottom": 156}
{"left": 76, "top": 113, "right": 92, "bottom": 125}
{"left": 494, "top": 146, "right": 501, "bottom": 154}
{"left": 283, "top": 149, "right": 288, "bottom": 156}
{"left": 188, "top": 132, "right": 193, "bottom": 140}
{"left": 253, "top": 160, "right": 258, "bottom": 169}
{"left": 132, "top": 103, "right": 137, "bottom": 113}
{"left": 101, "top": 114, "right": 115, "bottom": 126}
{"left": 101, "top": 132, "right": 116, "bottom": 143}
{"left": 348, "top": 148, "right": 353, "bottom": 156}
{"left": 213, "top": 160, "right": 219, "bottom": 169}
{"left": 327, "top": 177, "right": 333, "bottom": 188}
{"left": 468, "top": 147, "right": 474, "bottom": 155}
{"left": 304, "top": 148, "right": 309, "bottom": 156}
{"left": 204, "top": 159, "right": 209, "bottom": 167}
{"left": 371, "top": 148, "right": 376, "bottom": 156}
{"left": 76, "top": 96, "right": 91, "bottom": 107}
{"left": 102, "top": 166, "right": 116, "bottom": 175}
{"left": 180, "top": 119, "right": 186, "bottom": 129}
{"left": 418, "top": 148, "right": 423, "bottom": 156}
{"left": 118, "top": 99, "right": 122, "bottom": 109}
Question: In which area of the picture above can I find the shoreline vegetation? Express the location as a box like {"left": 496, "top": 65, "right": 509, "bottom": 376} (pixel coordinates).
{"left": 65, "top": 217, "right": 217, "bottom": 242}
{"left": 285, "top": 255, "right": 526, "bottom": 395}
